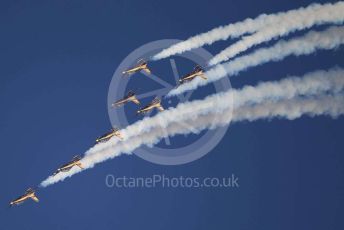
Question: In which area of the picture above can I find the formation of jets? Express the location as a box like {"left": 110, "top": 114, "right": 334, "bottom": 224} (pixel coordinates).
{"left": 10, "top": 58, "right": 207, "bottom": 207}
{"left": 113, "top": 60, "right": 207, "bottom": 114}
{"left": 10, "top": 156, "right": 84, "bottom": 206}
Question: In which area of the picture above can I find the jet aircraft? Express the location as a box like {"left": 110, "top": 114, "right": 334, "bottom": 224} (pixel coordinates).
{"left": 122, "top": 59, "right": 151, "bottom": 75}
{"left": 10, "top": 188, "right": 39, "bottom": 206}
{"left": 53, "top": 155, "right": 83, "bottom": 176}
{"left": 137, "top": 97, "right": 164, "bottom": 115}
{"left": 178, "top": 65, "right": 207, "bottom": 85}
{"left": 112, "top": 91, "right": 140, "bottom": 107}
{"left": 96, "top": 128, "right": 123, "bottom": 143}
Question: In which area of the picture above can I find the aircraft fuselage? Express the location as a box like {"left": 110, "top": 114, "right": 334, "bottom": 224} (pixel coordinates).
{"left": 114, "top": 97, "right": 131, "bottom": 107}
{"left": 11, "top": 194, "right": 31, "bottom": 205}
{"left": 137, "top": 104, "right": 156, "bottom": 114}
{"left": 60, "top": 161, "right": 81, "bottom": 171}
{"left": 123, "top": 63, "right": 147, "bottom": 74}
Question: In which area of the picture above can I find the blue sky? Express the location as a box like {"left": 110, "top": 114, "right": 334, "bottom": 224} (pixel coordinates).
{"left": 0, "top": 0, "right": 343, "bottom": 229}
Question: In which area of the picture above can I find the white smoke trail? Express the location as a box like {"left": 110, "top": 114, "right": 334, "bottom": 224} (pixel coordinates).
{"left": 40, "top": 68, "right": 344, "bottom": 187}
{"left": 152, "top": 2, "right": 344, "bottom": 61}
{"left": 209, "top": 2, "right": 344, "bottom": 65}
{"left": 168, "top": 26, "right": 344, "bottom": 97}
{"left": 231, "top": 67, "right": 344, "bottom": 107}
{"left": 232, "top": 94, "right": 344, "bottom": 122}
{"left": 185, "top": 94, "right": 344, "bottom": 128}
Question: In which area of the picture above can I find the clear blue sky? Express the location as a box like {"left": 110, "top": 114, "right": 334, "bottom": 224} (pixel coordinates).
{"left": 0, "top": 0, "right": 343, "bottom": 229}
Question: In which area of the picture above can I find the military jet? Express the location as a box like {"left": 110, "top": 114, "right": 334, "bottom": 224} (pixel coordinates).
{"left": 112, "top": 91, "right": 140, "bottom": 107}
{"left": 122, "top": 59, "right": 151, "bottom": 76}
{"left": 178, "top": 65, "right": 207, "bottom": 85}
{"left": 96, "top": 128, "right": 123, "bottom": 143}
{"left": 53, "top": 155, "right": 83, "bottom": 176}
{"left": 137, "top": 97, "right": 164, "bottom": 115}
{"left": 10, "top": 188, "right": 39, "bottom": 206}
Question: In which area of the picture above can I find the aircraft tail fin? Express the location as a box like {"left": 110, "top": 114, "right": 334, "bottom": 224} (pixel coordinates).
{"left": 152, "top": 97, "right": 161, "bottom": 105}
{"left": 117, "top": 134, "right": 124, "bottom": 140}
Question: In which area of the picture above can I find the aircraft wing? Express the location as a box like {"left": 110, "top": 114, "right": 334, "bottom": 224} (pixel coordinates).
{"left": 151, "top": 97, "right": 160, "bottom": 104}
{"left": 194, "top": 65, "right": 203, "bottom": 71}
{"left": 132, "top": 98, "right": 140, "bottom": 105}
{"left": 137, "top": 59, "right": 144, "bottom": 64}
{"left": 127, "top": 91, "right": 135, "bottom": 97}
{"left": 199, "top": 74, "right": 207, "bottom": 80}
{"left": 143, "top": 68, "right": 151, "bottom": 74}
{"left": 31, "top": 196, "right": 39, "bottom": 202}
{"left": 26, "top": 188, "right": 34, "bottom": 193}
{"left": 157, "top": 105, "right": 164, "bottom": 112}
{"left": 116, "top": 134, "right": 124, "bottom": 140}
